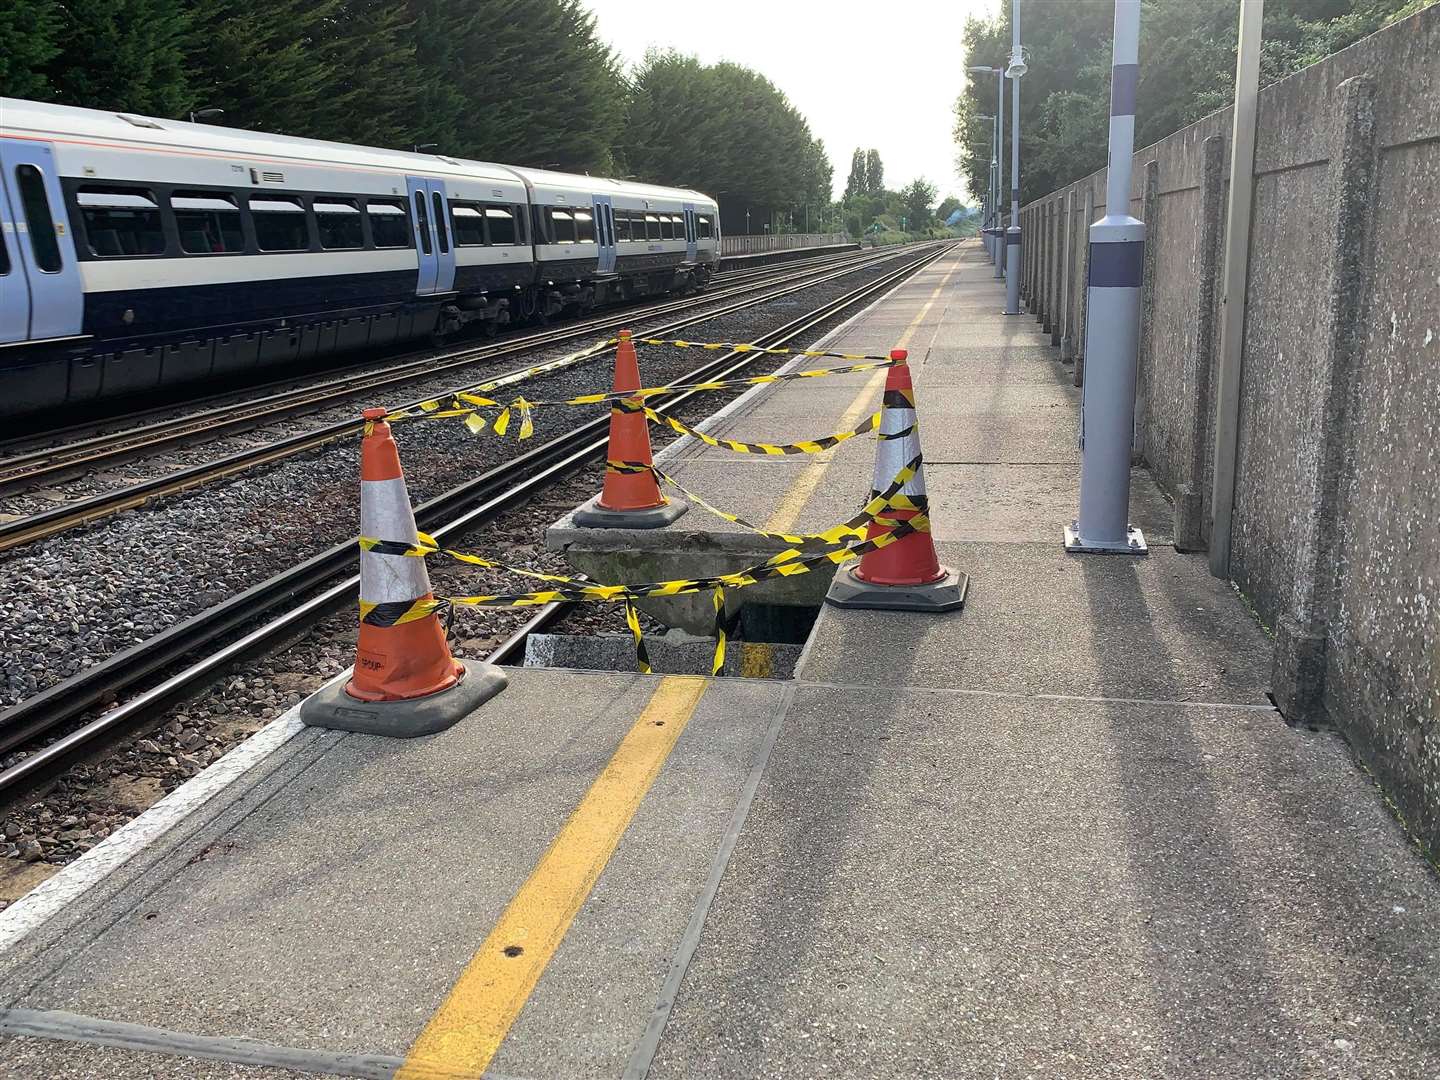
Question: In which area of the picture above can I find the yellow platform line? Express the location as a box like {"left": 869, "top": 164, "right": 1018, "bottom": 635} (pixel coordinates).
{"left": 764, "top": 259, "right": 960, "bottom": 536}
{"left": 395, "top": 676, "right": 709, "bottom": 1080}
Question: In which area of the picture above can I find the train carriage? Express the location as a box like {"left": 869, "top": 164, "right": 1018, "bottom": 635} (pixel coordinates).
{"left": 514, "top": 167, "right": 717, "bottom": 317}
{"left": 0, "top": 98, "right": 719, "bottom": 417}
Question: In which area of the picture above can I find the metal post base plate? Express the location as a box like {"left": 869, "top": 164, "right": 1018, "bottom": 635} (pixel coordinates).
{"left": 300, "top": 660, "right": 508, "bottom": 738}
{"left": 825, "top": 565, "right": 968, "bottom": 612}
{"left": 1063, "top": 522, "right": 1148, "bottom": 555}
{"left": 572, "top": 493, "right": 688, "bottom": 529}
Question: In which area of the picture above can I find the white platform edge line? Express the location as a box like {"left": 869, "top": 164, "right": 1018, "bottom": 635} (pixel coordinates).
{"left": 0, "top": 672, "right": 344, "bottom": 955}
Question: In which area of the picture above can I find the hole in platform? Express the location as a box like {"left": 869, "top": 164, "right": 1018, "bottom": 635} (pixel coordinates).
{"left": 736, "top": 603, "right": 821, "bottom": 646}
{"left": 653, "top": 720, "right": 665, "bottom": 726}
{"left": 521, "top": 604, "right": 823, "bottom": 679}
{"left": 503, "top": 945, "right": 524, "bottom": 958}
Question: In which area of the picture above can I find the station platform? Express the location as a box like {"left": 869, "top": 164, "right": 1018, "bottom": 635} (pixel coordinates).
{"left": 2, "top": 242, "right": 1437, "bottom": 1079}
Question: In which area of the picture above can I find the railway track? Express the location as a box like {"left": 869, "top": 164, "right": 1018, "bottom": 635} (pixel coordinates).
{"left": 0, "top": 243, "right": 937, "bottom": 552}
{"left": 0, "top": 243, "right": 950, "bottom": 801}
{"left": 0, "top": 245, "right": 870, "bottom": 473}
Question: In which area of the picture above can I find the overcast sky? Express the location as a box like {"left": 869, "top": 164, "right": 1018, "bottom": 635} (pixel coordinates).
{"left": 585, "top": 0, "right": 1003, "bottom": 204}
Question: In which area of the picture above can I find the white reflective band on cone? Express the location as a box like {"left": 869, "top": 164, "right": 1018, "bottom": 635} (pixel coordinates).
{"left": 359, "top": 476, "right": 434, "bottom": 603}
{"left": 874, "top": 405, "right": 927, "bottom": 500}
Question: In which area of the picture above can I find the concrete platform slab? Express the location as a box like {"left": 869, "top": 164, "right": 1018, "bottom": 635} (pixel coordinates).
{"left": 923, "top": 465, "right": 1172, "bottom": 542}
{"left": 648, "top": 686, "right": 1440, "bottom": 1080}
{"left": 802, "top": 542, "right": 1271, "bottom": 704}
{"left": 0, "top": 1038, "right": 342, "bottom": 1080}
{"left": 0, "top": 670, "right": 787, "bottom": 1079}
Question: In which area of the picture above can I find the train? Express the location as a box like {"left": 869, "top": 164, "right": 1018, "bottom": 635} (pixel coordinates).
{"left": 0, "top": 98, "right": 721, "bottom": 416}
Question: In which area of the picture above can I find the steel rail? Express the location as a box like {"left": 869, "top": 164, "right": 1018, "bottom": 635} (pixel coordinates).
{"left": 0, "top": 244, "right": 950, "bottom": 799}
{"left": 0, "top": 244, "right": 878, "bottom": 477}
{"left": 0, "top": 244, "right": 942, "bottom": 552}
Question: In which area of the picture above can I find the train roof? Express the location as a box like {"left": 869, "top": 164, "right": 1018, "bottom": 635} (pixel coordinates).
{"left": 508, "top": 166, "right": 716, "bottom": 208}
{"left": 0, "top": 97, "right": 523, "bottom": 185}
{"left": 1, "top": 100, "right": 719, "bottom": 209}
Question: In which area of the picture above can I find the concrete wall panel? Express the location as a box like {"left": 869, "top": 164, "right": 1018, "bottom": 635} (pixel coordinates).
{"left": 1229, "top": 162, "right": 1332, "bottom": 625}
{"left": 1329, "top": 140, "right": 1440, "bottom": 848}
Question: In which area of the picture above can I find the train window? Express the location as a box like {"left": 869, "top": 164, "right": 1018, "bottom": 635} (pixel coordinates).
{"left": 173, "top": 192, "right": 243, "bottom": 254}
{"left": 485, "top": 206, "right": 517, "bottom": 245}
{"left": 450, "top": 203, "right": 484, "bottom": 246}
{"left": 75, "top": 185, "right": 162, "bottom": 260}
{"left": 366, "top": 200, "right": 410, "bottom": 248}
{"left": 431, "top": 191, "right": 450, "bottom": 254}
{"left": 660, "top": 216, "right": 676, "bottom": 241}
{"left": 513, "top": 204, "right": 528, "bottom": 245}
{"left": 314, "top": 198, "right": 363, "bottom": 250}
{"left": 644, "top": 214, "right": 661, "bottom": 241}
{"left": 549, "top": 209, "right": 575, "bottom": 243}
{"left": 250, "top": 197, "right": 308, "bottom": 252}
{"left": 613, "top": 211, "right": 630, "bottom": 242}
{"left": 413, "top": 192, "right": 432, "bottom": 255}
{"left": 696, "top": 214, "right": 714, "bottom": 239}
{"left": 574, "top": 210, "right": 595, "bottom": 244}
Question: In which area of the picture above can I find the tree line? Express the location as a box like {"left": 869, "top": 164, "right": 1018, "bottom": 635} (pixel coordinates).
{"left": 0, "top": 0, "right": 839, "bottom": 236}
{"left": 952, "top": 0, "right": 1431, "bottom": 209}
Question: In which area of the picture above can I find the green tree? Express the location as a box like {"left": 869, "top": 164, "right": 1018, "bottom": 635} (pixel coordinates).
{"left": 864, "top": 148, "right": 884, "bottom": 195}
{"left": 953, "top": 0, "right": 1428, "bottom": 205}
{"left": 936, "top": 195, "right": 963, "bottom": 222}
{"left": 621, "top": 52, "right": 830, "bottom": 234}
{"left": 184, "top": 0, "right": 343, "bottom": 135}
{"left": 0, "top": 0, "right": 62, "bottom": 101}
{"left": 406, "top": 0, "right": 622, "bottom": 170}
{"left": 44, "top": 0, "right": 191, "bottom": 117}
{"left": 900, "top": 178, "right": 937, "bottom": 232}
{"left": 844, "top": 148, "right": 867, "bottom": 200}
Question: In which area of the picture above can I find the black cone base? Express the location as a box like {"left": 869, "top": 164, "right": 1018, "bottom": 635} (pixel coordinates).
{"left": 572, "top": 493, "right": 688, "bottom": 529}
{"left": 300, "top": 660, "right": 507, "bottom": 738}
{"left": 825, "top": 565, "right": 968, "bottom": 612}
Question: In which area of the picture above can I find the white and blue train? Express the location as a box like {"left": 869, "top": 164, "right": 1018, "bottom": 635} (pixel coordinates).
{"left": 0, "top": 98, "right": 720, "bottom": 416}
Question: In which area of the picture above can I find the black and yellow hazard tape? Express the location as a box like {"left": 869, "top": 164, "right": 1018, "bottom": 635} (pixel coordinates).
{"left": 380, "top": 354, "right": 905, "bottom": 435}
{"left": 355, "top": 456, "right": 928, "bottom": 675}
{"left": 643, "top": 407, "right": 880, "bottom": 456}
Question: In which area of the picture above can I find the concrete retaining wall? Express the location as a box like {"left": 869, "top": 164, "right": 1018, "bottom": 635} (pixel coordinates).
{"left": 1020, "top": 7, "right": 1439, "bottom": 858}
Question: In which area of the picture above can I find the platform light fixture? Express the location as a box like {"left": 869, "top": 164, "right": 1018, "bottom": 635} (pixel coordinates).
{"left": 1003, "top": 0, "right": 1024, "bottom": 315}
{"left": 968, "top": 64, "right": 1006, "bottom": 275}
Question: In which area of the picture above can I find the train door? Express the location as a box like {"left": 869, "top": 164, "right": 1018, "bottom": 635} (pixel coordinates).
{"left": 592, "top": 195, "right": 616, "bottom": 274}
{"left": 682, "top": 203, "right": 698, "bottom": 262}
{"left": 0, "top": 138, "right": 82, "bottom": 342}
{"left": 405, "top": 176, "right": 457, "bottom": 295}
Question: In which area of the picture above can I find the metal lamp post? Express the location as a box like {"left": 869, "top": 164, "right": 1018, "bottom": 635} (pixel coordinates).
{"left": 968, "top": 64, "right": 1005, "bottom": 273}
{"left": 975, "top": 113, "right": 997, "bottom": 256}
{"left": 1065, "top": 0, "right": 1147, "bottom": 555}
{"left": 1003, "top": 0, "right": 1027, "bottom": 314}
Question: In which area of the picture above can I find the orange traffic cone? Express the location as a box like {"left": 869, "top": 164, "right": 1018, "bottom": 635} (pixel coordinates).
{"left": 301, "top": 407, "right": 506, "bottom": 737}
{"left": 826, "top": 352, "right": 967, "bottom": 612}
{"left": 572, "top": 330, "right": 687, "bottom": 528}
